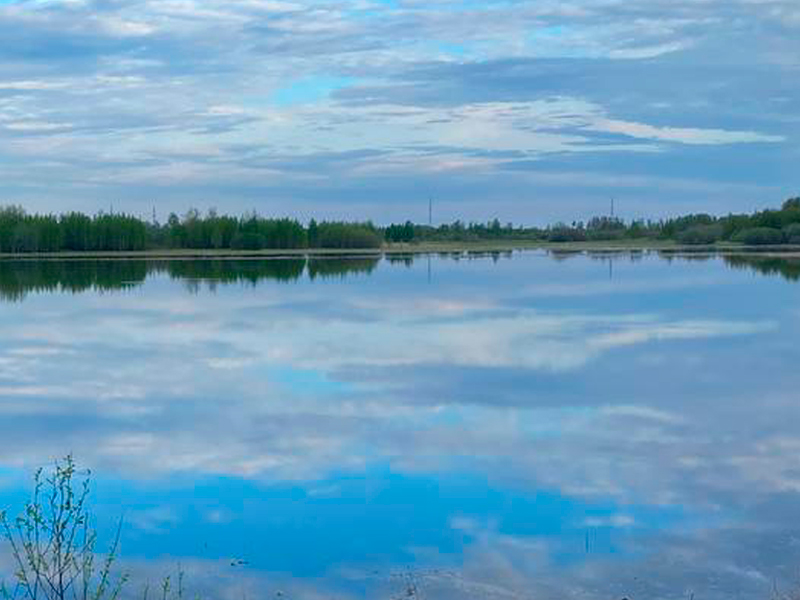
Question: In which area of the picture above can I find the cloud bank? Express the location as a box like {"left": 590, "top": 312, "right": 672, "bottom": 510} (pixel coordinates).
{"left": 0, "top": 0, "right": 797, "bottom": 222}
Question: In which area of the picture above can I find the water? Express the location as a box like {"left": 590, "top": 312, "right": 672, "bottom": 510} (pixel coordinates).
{"left": 1, "top": 250, "right": 799, "bottom": 599}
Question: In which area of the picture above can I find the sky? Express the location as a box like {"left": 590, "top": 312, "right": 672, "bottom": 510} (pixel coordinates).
{"left": 0, "top": 0, "right": 798, "bottom": 224}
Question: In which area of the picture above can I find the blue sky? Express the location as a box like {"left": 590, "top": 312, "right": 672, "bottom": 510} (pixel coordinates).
{"left": 0, "top": 0, "right": 797, "bottom": 223}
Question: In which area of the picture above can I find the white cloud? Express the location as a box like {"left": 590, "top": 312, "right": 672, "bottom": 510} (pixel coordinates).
{"left": 589, "top": 117, "right": 786, "bottom": 145}
{"left": 0, "top": 0, "right": 795, "bottom": 216}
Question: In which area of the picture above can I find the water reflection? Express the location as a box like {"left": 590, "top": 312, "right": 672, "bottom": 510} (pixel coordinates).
{"left": 2, "top": 251, "right": 798, "bottom": 303}
{"left": 723, "top": 254, "right": 800, "bottom": 281}
{"left": 0, "top": 260, "right": 149, "bottom": 301}
{"left": 1, "top": 251, "right": 799, "bottom": 599}
{"left": 0, "top": 257, "right": 382, "bottom": 301}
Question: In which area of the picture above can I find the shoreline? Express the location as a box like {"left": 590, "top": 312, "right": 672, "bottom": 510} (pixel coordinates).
{"left": 2, "top": 240, "right": 800, "bottom": 260}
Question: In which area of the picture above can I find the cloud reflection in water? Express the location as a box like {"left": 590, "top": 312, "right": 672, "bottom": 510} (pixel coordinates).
{"left": 0, "top": 252, "right": 799, "bottom": 599}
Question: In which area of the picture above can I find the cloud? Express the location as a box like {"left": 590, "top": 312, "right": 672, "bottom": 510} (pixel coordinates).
{"left": 0, "top": 0, "right": 796, "bottom": 220}
{"left": 588, "top": 117, "right": 786, "bottom": 145}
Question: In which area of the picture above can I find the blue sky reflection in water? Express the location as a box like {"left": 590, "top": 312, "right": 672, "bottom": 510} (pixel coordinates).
{"left": 1, "top": 252, "right": 800, "bottom": 599}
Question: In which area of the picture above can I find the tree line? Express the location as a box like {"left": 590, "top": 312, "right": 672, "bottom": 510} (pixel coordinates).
{"left": 1, "top": 196, "right": 799, "bottom": 253}
{"left": 386, "top": 197, "right": 800, "bottom": 246}
{"left": 0, "top": 207, "right": 147, "bottom": 252}
{"left": 0, "top": 207, "right": 382, "bottom": 253}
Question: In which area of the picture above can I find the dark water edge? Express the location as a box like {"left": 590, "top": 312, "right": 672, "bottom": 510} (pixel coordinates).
{"left": 0, "top": 250, "right": 798, "bottom": 302}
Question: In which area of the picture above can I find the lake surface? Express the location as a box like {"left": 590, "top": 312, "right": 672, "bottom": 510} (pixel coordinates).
{"left": 1, "top": 250, "right": 799, "bottom": 599}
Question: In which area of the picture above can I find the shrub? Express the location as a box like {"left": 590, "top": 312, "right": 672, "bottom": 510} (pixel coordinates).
{"left": 732, "top": 227, "right": 785, "bottom": 246}
{"left": 677, "top": 225, "right": 723, "bottom": 245}
{"left": 783, "top": 223, "right": 800, "bottom": 244}
{"left": 0, "top": 456, "right": 127, "bottom": 600}
{"left": 547, "top": 226, "right": 586, "bottom": 243}
{"left": 1, "top": 457, "right": 191, "bottom": 600}
{"left": 316, "top": 223, "right": 382, "bottom": 249}
{"left": 585, "top": 229, "right": 625, "bottom": 241}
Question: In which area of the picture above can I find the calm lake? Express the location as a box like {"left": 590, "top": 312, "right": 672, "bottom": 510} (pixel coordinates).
{"left": 1, "top": 250, "right": 799, "bottom": 599}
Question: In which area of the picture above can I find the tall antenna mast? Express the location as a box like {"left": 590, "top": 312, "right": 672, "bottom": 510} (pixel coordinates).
{"left": 610, "top": 198, "right": 615, "bottom": 218}
{"left": 428, "top": 197, "right": 433, "bottom": 226}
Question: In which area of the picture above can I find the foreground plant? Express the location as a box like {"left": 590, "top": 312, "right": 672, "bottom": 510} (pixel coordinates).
{"left": 0, "top": 455, "right": 127, "bottom": 600}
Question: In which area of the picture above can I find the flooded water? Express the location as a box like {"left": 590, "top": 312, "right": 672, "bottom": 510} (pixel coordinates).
{"left": 1, "top": 250, "right": 799, "bottom": 599}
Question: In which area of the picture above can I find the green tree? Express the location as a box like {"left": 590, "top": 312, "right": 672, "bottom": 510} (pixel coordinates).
{"left": 308, "top": 218, "right": 319, "bottom": 247}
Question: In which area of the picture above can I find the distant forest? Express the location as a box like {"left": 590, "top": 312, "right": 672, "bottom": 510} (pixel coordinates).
{"left": 0, "top": 196, "right": 799, "bottom": 253}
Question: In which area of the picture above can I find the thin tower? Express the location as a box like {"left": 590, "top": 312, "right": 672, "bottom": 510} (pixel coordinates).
{"left": 610, "top": 198, "right": 615, "bottom": 218}
{"left": 428, "top": 197, "right": 433, "bottom": 226}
